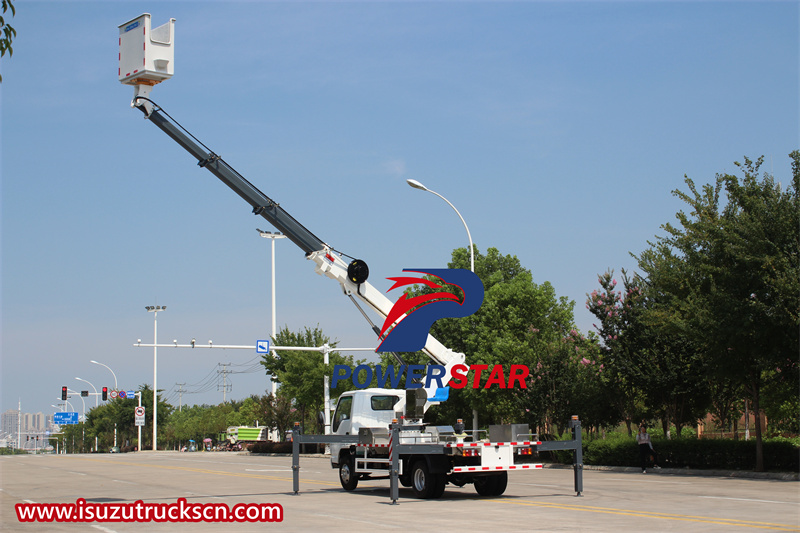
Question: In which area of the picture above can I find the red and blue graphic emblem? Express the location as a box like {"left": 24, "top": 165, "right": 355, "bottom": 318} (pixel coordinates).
{"left": 377, "top": 268, "right": 484, "bottom": 353}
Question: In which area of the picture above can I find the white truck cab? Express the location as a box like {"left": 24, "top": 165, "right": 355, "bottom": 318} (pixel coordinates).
{"left": 330, "top": 389, "right": 403, "bottom": 467}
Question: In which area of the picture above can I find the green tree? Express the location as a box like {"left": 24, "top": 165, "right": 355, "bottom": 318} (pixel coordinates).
{"left": 262, "top": 392, "right": 298, "bottom": 441}
{"left": 84, "top": 384, "right": 173, "bottom": 450}
{"left": 260, "top": 325, "right": 361, "bottom": 433}
{"left": 0, "top": 0, "right": 15, "bottom": 82}
{"left": 398, "top": 247, "right": 575, "bottom": 429}
{"left": 518, "top": 329, "right": 618, "bottom": 436}
{"left": 589, "top": 269, "right": 710, "bottom": 437}
{"left": 637, "top": 152, "right": 799, "bottom": 470}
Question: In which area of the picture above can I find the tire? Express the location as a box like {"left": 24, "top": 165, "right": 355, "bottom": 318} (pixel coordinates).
{"left": 410, "top": 460, "right": 445, "bottom": 499}
{"left": 474, "top": 471, "right": 508, "bottom": 496}
{"left": 339, "top": 455, "right": 358, "bottom": 491}
{"left": 431, "top": 472, "right": 447, "bottom": 499}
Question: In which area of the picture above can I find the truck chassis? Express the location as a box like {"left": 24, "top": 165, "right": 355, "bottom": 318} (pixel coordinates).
{"left": 292, "top": 417, "right": 584, "bottom": 503}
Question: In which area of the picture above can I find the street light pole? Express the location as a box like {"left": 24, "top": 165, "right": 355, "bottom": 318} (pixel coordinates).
{"left": 90, "top": 360, "right": 118, "bottom": 390}
{"left": 76, "top": 377, "right": 98, "bottom": 408}
{"left": 257, "top": 229, "right": 286, "bottom": 397}
{"left": 406, "top": 178, "right": 479, "bottom": 439}
{"left": 406, "top": 179, "right": 475, "bottom": 273}
{"left": 258, "top": 229, "right": 286, "bottom": 442}
{"left": 76, "top": 378, "right": 98, "bottom": 451}
{"left": 146, "top": 305, "right": 166, "bottom": 451}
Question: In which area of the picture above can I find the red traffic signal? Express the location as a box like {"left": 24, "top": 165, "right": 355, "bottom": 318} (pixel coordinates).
{"left": 61, "top": 386, "right": 68, "bottom": 401}
{"left": 102, "top": 387, "right": 108, "bottom": 401}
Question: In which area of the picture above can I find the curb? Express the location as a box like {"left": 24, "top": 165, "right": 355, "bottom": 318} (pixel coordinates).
{"left": 543, "top": 463, "right": 799, "bottom": 481}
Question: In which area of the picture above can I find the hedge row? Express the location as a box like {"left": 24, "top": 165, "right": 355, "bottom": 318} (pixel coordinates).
{"left": 249, "top": 441, "right": 294, "bottom": 454}
{"left": 574, "top": 438, "right": 799, "bottom": 471}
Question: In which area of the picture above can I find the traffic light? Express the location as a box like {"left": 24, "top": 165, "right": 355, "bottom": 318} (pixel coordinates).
{"left": 102, "top": 387, "right": 108, "bottom": 401}
{"left": 61, "top": 386, "right": 68, "bottom": 401}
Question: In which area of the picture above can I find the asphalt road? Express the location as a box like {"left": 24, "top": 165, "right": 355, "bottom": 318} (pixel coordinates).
{"left": 1, "top": 452, "right": 798, "bottom": 532}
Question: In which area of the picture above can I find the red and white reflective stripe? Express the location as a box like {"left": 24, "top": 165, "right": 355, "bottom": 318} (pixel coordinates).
{"left": 452, "top": 463, "right": 543, "bottom": 473}
{"left": 355, "top": 444, "right": 390, "bottom": 448}
{"left": 446, "top": 441, "right": 541, "bottom": 447}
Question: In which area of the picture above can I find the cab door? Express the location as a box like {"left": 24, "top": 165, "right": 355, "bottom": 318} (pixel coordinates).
{"left": 330, "top": 394, "right": 354, "bottom": 466}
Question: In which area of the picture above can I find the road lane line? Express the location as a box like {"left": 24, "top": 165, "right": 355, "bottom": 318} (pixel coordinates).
{"left": 490, "top": 498, "right": 800, "bottom": 531}
{"left": 75, "top": 457, "right": 340, "bottom": 487}
{"left": 700, "top": 496, "right": 795, "bottom": 505}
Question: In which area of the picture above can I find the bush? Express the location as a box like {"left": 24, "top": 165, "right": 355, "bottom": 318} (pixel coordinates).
{"left": 248, "top": 441, "right": 294, "bottom": 454}
{"left": 580, "top": 437, "right": 799, "bottom": 471}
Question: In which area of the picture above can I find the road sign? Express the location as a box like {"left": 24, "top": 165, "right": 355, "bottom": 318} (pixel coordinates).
{"left": 127, "top": 390, "right": 135, "bottom": 398}
{"left": 135, "top": 405, "right": 145, "bottom": 426}
{"left": 118, "top": 390, "right": 127, "bottom": 399}
{"left": 256, "top": 340, "right": 270, "bottom": 353}
{"left": 110, "top": 390, "right": 118, "bottom": 399}
{"left": 53, "top": 412, "right": 79, "bottom": 425}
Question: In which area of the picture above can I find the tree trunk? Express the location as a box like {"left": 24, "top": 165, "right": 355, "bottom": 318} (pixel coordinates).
{"left": 752, "top": 379, "right": 764, "bottom": 472}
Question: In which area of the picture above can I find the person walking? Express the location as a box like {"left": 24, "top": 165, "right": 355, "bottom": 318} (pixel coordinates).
{"left": 636, "top": 425, "right": 661, "bottom": 473}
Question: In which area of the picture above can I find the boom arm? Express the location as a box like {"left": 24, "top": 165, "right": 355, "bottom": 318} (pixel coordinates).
{"left": 134, "top": 100, "right": 466, "bottom": 402}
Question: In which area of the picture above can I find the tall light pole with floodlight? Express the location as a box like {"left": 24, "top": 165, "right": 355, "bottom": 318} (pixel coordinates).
{"left": 146, "top": 305, "right": 166, "bottom": 450}
{"left": 257, "top": 229, "right": 286, "bottom": 398}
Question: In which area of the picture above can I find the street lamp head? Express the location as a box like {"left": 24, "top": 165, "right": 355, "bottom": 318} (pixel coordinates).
{"left": 406, "top": 178, "right": 428, "bottom": 191}
{"left": 258, "top": 228, "right": 286, "bottom": 239}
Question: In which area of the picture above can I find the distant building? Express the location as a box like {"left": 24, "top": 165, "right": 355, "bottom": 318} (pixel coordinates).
{"left": 1, "top": 410, "right": 56, "bottom": 447}
{"left": 1, "top": 409, "right": 20, "bottom": 439}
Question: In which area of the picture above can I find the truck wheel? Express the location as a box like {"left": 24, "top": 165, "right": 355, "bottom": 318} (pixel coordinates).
{"left": 339, "top": 456, "right": 358, "bottom": 491}
{"left": 410, "top": 460, "right": 444, "bottom": 499}
{"left": 474, "top": 472, "right": 508, "bottom": 496}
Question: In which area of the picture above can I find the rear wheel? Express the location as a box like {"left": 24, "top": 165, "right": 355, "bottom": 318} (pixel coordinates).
{"left": 410, "top": 460, "right": 445, "bottom": 499}
{"left": 474, "top": 471, "right": 508, "bottom": 496}
{"left": 339, "top": 455, "right": 358, "bottom": 491}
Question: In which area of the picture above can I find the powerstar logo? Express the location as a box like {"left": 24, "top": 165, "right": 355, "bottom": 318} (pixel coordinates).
{"left": 377, "top": 268, "right": 484, "bottom": 352}
{"left": 334, "top": 267, "right": 530, "bottom": 391}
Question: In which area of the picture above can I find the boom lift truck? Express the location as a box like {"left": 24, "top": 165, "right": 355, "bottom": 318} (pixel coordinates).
{"left": 119, "top": 14, "right": 584, "bottom": 501}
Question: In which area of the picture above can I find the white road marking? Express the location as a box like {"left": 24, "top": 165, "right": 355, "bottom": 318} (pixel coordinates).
{"left": 700, "top": 496, "right": 795, "bottom": 505}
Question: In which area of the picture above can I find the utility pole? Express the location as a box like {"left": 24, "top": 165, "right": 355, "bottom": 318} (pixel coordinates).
{"left": 175, "top": 383, "right": 186, "bottom": 412}
{"left": 17, "top": 399, "right": 21, "bottom": 451}
{"left": 217, "top": 364, "right": 232, "bottom": 403}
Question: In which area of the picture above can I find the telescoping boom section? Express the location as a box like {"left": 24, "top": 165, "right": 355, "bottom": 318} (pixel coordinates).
{"left": 120, "top": 14, "right": 466, "bottom": 405}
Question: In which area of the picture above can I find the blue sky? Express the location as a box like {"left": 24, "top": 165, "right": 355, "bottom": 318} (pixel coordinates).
{"left": 2, "top": 1, "right": 797, "bottom": 417}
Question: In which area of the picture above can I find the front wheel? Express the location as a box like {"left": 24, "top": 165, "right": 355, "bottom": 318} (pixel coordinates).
{"left": 339, "top": 455, "right": 358, "bottom": 491}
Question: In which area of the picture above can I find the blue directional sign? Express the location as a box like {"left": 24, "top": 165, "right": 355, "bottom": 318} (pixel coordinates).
{"left": 53, "top": 412, "right": 79, "bottom": 425}
{"left": 256, "top": 340, "right": 270, "bottom": 353}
